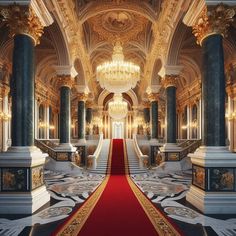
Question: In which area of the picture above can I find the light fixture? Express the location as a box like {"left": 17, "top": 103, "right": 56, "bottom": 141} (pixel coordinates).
{"left": 96, "top": 41, "right": 140, "bottom": 93}
{"left": 0, "top": 112, "right": 11, "bottom": 121}
{"left": 108, "top": 93, "right": 128, "bottom": 120}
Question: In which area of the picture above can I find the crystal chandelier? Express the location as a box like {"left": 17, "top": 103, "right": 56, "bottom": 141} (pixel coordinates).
{"left": 96, "top": 41, "right": 140, "bottom": 93}
{"left": 108, "top": 93, "right": 128, "bottom": 120}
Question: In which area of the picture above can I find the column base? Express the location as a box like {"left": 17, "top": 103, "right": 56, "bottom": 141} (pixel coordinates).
{"left": 0, "top": 146, "right": 51, "bottom": 214}
{"left": 55, "top": 143, "right": 76, "bottom": 152}
{"left": 187, "top": 146, "right": 236, "bottom": 214}
{"left": 0, "top": 186, "right": 50, "bottom": 214}
{"left": 160, "top": 143, "right": 182, "bottom": 152}
{"left": 77, "top": 138, "right": 87, "bottom": 145}
{"left": 186, "top": 185, "right": 236, "bottom": 214}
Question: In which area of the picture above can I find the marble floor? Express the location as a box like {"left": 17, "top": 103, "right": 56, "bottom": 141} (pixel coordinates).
{"left": 0, "top": 168, "right": 236, "bottom": 235}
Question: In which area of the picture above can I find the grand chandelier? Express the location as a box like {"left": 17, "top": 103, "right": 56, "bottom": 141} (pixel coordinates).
{"left": 108, "top": 93, "right": 128, "bottom": 120}
{"left": 96, "top": 41, "right": 140, "bottom": 93}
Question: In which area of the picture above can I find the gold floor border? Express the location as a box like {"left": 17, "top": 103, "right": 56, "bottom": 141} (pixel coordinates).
{"left": 123, "top": 140, "right": 182, "bottom": 236}
{"left": 56, "top": 140, "right": 113, "bottom": 236}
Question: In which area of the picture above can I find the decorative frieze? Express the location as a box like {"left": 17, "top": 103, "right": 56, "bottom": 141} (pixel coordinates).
{"left": 0, "top": 5, "right": 44, "bottom": 45}
{"left": 192, "top": 4, "right": 235, "bottom": 45}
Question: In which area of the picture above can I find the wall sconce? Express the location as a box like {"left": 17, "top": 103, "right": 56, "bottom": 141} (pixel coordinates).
{"left": 71, "top": 124, "right": 75, "bottom": 129}
{"left": 0, "top": 112, "right": 11, "bottom": 121}
{"left": 49, "top": 125, "right": 55, "bottom": 130}
{"left": 39, "top": 121, "right": 55, "bottom": 129}
{"left": 161, "top": 124, "right": 166, "bottom": 129}
{"left": 181, "top": 125, "right": 188, "bottom": 130}
{"left": 227, "top": 112, "right": 236, "bottom": 121}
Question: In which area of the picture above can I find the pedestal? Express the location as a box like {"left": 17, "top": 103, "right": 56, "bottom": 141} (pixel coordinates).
{"left": 0, "top": 146, "right": 50, "bottom": 214}
{"left": 186, "top": 146, "right": 236, "bottom": 214}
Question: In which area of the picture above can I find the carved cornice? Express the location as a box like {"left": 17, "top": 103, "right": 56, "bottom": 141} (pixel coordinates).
{"left": 148, "top": 93, "right": 160, "bottom": 102}
{"left": 192, "top": 4, "right": 235, "bottom": 45}
{"left": 161, "top": 75, "right": 179, "bottom": 89}
{"left": 57, "top": 75, "right": 74, "bottom": 89}
{"left": 77, "top": 93, "right": 88, "bottom": 102}
{"left": 0, "top": 5, "right": 44, "bottom": 45}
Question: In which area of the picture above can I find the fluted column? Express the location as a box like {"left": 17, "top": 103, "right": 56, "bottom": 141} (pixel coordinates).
{"left": 184, "top": 3, "right": 236, "bottom": 214}
{"left": 0, "top": 3, "right": 52, "bottom": 214}
{"left": 148, "top": 93, "right": 159, "bottom": 140}
{"left": 57, "top": 75, "right": 74, "bottom": 148}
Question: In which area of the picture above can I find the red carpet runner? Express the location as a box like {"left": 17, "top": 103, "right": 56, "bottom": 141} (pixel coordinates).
{"left": 54, "top": 139, "right": 182, "bottom": 236}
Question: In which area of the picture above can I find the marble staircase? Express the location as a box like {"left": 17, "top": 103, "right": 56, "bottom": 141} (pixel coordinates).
{"left": 126, "top": 139, "right": 147, "bottom": 174}
{"left": 88, "top": 139, "right": 111, "bottom": 175}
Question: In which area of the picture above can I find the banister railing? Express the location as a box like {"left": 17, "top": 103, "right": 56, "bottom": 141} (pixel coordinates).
{"left": 133, "top": 134, "right": 149, "bottom": 169}
{"left": 35, "top": 139, "right": 75, "bottom": 162}
{"left": 86, "top": 134, "right": 104, "bottom": 170}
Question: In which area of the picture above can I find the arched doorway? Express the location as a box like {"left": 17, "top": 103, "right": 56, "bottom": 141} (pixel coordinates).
{"left": 112, "top": 120, "right": 124, "bottom": 139}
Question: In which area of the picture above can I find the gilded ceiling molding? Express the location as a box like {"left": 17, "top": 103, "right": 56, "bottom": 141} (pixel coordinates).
{"left": 0, "top": 5, "right": 44, "bottom": 45}
{"left": 77, "top": 1, "right": 157, "bottom": 24}
{"left": 192, "top": 4, "right": 235, "bottom": 45}
{"left": 47, "top": 0, "right": 92, "bottom": 86}
{"left": 161, "top": 75, "right": 179, "bottom": 89}
{"left": 57, "top": 75, "right": 74, "bottom": 89}
{"left": 143, "top": 0, "right": 186, "bottom": 92}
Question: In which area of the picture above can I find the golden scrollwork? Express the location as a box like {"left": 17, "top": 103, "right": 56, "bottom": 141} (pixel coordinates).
{"left": 57, "top": 75, "right": 74, "bottom": 89}
{"left": 148, "top": 93, "right": 159, "bottom": 102}
{"left": 193, "top": 4, "right": 235, "bottom": 45}
{"left": 0, "top": 5, "right": 44, "bottom": 45}
{"left": 161, "top": 75, "right": 179, "bottom": 89}
{"left": 77, "top": 93, "right": 88, "bottom": 102}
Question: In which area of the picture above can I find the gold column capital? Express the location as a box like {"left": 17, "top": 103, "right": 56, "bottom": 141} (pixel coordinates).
{"left": 193, "top": 4, "right": 235, "bottom": 45}
{"left": 161, "top": 75, "right": 179, "bottom": 89}
{"left": 86, "top": 101, "right": 94, "bottom": 108}
{"left": 77, "top": 93, "right": 88, "bottom": 102}
{"left": 57, "top": 75, "right": 74, "bottom": 89}
{"left": 142, "top": 101, "right": 150, "bottom": 108}
{"left": 0, "top": 5, "right": 44, "bottom": 45}
{"left": 148, "top": 93, "right": 160, "bottom": 102}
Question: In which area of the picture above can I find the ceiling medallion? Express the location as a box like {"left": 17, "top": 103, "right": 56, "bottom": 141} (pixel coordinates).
{"left": 102, "top": 11, "right": 133, "bottom": 33}
{"left": 96, "top": 41, "right": 140, "bottom": 93}
{"left": 108, "top": 93, "right": 128, "bottom": 120}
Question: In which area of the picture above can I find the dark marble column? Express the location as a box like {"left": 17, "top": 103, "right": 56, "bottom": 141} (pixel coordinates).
{"left": 166, "top": 86, "right": 176, "bottom": 143}
{"left": 148, "top": 93, "right": 159, "bottom": 139}
{"left": 78, "top": 95, "right": 87, "bottom": 139}
{"left": 78, "top": 101, "right": 85, "bottom": 139}
{"left": 151, "top": 101, "right": 158, "bottom": 139}
{"left": 11, "top": 34, "right": 35, "bottom": 146}
{"left": 59, "top": 86, "right": 71, "bottom": 143}
{"left": 162, "top": 76, "right": 178, "bottom": 143}
{"left": 58, "top": 76, "right": 74, "bottom": 144}
{"left": 202, "top": 34, "right": 225, "bottom": 146}
{"left": 86, "top": 108, "right": 93, "bottom": 124}
{"left": 143, "top": 107, "right": 150, "bottom": 124}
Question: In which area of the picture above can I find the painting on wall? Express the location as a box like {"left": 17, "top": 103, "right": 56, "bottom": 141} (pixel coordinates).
{"left": 193, "top": 165, "right": 205, "bottom": 190}
{"left": 2, "top": 168, "right": 28, "bottom": 191}
{"left": 209, "top": 168, "right": 234, "bottom": 191}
